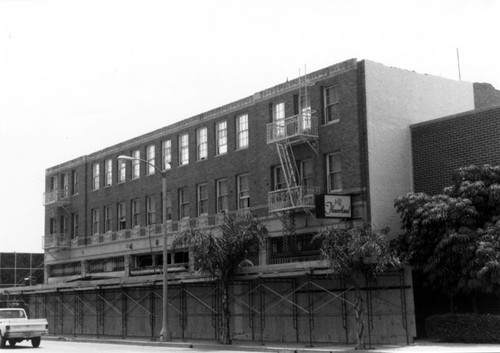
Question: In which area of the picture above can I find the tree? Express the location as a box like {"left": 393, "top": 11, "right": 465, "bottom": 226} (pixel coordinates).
{"left": 313, "top": 223, "right": 400, "bottom": 349}
{"left": 173, "top": 214, "right": 268, "bottom": 344}
{"left": 394, "top": 165, "right": 500, "bottom": 312}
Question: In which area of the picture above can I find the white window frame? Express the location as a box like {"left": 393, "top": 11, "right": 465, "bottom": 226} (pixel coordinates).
{"left": 216, "top": 178, "right": 228, "bottom": 214}
{"left": 132, "top": 150, "right": 140, "bottom": 179}
{"left": 118, "top": 159, "right": 126, "bottom": 183}
{"left": 327, "top": 152, "right": 342, "bottom": 192}
{"left": 146, "top": 145, "right": 155, "bottom": 175}
{"left": 162, "top": 140, "right": 172, "bottom": 170}
{"left": 179, "top": 133, "right": 189, "bottom": 166}
{"left": 92, "top": 163, "right": 100, "bottom": 190}
{"left": 179, "top": 188, "right": 189, "bottom": 219}
{"left": 273, "top": 102, "right": 285, "bottom": 137}
{"left": 197, "top": 183, "right": 208, "bottom": 217}
{"left": 197, "top": 127, "right": 208, "bottom": 161}
{"left": 117, "top": 202, "right": 126, "bottom": 230}
{"left": 91, "top": 208, "right": 100, "bottom": 235}
{"left": 324, "top": 85, "right": 340, "bottom": 124}
{"left": 131, "top": 199, "right": 140, "bottom": 228}
{"left": 236, "top": 114, "right": 249, "bottom": 149}
{"left": 300, "top": 159, "right": 314, "bottom": 188}
{"left": 216, "top": 121, "right": 228, "bottom": 155}
{"left": 71, "top": 170, "right": 78, "bottom": 195}
{"left": 237, "top": 174, "right": 250, "bottom": 210}
{"left": 273, "top": 166, "right": 286, "bottom": 190}
{"left": 146, "top": 196, "right": 156, "bottom": 225}
{"left": 105, "top": 159, "right": 112, "bottom": 187}
{"left": 104, "top": 205, "right": 112, "bottom": 233}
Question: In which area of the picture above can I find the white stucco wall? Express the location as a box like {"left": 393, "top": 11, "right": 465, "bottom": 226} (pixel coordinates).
{"left": 364, "top": 60, "right": 475, "bottom": 236}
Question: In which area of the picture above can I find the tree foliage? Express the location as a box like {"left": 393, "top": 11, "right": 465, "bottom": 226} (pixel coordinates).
{"left": 313, "top": 223, "right": 400, "bottom": 349}
{"left": 172, "top": 214, "right": 268, "bottom": 344}
{"left": 394, "top": 165, "right": 500, "bottom": 304}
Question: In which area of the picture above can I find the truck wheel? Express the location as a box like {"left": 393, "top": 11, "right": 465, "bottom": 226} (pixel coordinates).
{"left": 0, "top": 334, "right": 5, "bottom": 348}
{"left": 32, "top": 337, "right": 41, "bottom": 348}
{"left": 8, "top": 339, "right": 16, "bottom": 347}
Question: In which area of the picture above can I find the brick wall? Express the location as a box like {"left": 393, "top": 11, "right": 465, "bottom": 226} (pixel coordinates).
{"left": 411, "top": 106, "right": 500, "bottom": 195}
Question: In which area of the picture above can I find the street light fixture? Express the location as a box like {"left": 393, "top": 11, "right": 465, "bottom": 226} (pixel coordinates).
{"left": 117, "top": 155, "right": 171, "bottom": 342}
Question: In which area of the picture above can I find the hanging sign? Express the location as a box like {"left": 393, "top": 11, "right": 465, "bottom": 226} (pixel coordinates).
{"left": 315, "top": 194, "right": 352, "bottom": 219}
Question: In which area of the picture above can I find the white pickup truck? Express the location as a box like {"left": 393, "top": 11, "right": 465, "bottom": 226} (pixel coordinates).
{"left": 0, "top": 308, "right": 48, "bottom": 348}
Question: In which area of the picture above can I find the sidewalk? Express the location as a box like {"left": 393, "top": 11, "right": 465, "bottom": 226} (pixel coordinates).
{"left": 45, "top": 336, "right": 500, "bottom": 353}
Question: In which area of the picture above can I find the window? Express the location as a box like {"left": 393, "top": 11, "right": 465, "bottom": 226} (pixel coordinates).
{"left": 165, "top": 192, "right": 172, "bottom": 221}
{"left": 146, "top": 145, "right": 155, "bottom": 175}
{"left": 300, "top": 95, "right": 312, "bottom": 131}
{"left": 132, "top": 150, "right": 140, "bottom": 178}
{"left": 117, "top": 202, "right": 126, "bottom": 230}
{"left": 237, "top": 174, "right": 250, "bottom": 209}
{"left": 131, "top": 199, "right": 140, "bottom": 227}
{"left": 327, "top": 152, "right": 342, "bottom": 192}
{"left": 273, "top": 102, "right": 285, "bottom": 137}
{"left": 60, "top": 174, "right": 68, "bottom": 198}
{"left": 236, "top": 114, "right": 249, "bottom": 149}
{"left": 118, "top": 159, "right": 126, "bottom": 183}
{"left": 324, "top": 85, "right": 340, "bottom": 124}
{"left": 92, "top": 163, "right": 100, "bottom": 190}
{"left": 162, "top": 140, "right": 172, "bottom": 170}
{"left": 216, "top": 178, "right": 228, "bottom": 213}
{"left": 273, "top": 166, "right": 286, "bottom": 190}
{"left": 216, "top": 121, "right": 227, "bottom": 155}
{"left": 91, "top": 208, "right": 100, "bottom": 235}
{"left": 146, "top": 196, "right": 156, "bottom": 225}
{"left": 71, "top": 170, "right": 78, "bottom": 195}
{"left": 49, "top": 218, "right": 57, "bottom": 234}
{"left": 197, "top": 127, "right": 208, "bottom": 161}
{"left": 300, "top": 159, "right": 314, "bottom": 188}
{"left": 71, "top": 213, "right": 79, "bottom": 238}
{"left": 104, "top": 205, "right": 112, "bottom": 232}
{"left": 105, "top": 159, "right": 112, "bottom": 187}
{"left": 197, "top": 183, "right": 208, "bottom": 216}
{"left": 50, "top": 176, "right": 58, "bottom": 192}
{"left": 179, "top": 133, "right": 189, "bottom": 165}
{"left": 60, "top": 215, "right": 67, "bottom": 234}
{"left": 179, "top": 188, "right": 189, "bottom": 219}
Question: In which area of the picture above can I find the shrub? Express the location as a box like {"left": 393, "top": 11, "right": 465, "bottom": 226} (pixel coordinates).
{"left": 426, "top": 313, "right": 500, "bottom": 342}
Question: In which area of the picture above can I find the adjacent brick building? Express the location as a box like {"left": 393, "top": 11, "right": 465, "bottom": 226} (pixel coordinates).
{"left": 412, "top": 105, "right": 500, "bottom": 195}
{"left": 4, "top": 58, "right": 498, "bottom": 344}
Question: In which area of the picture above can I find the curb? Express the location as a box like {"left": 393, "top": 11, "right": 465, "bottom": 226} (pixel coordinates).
{"left": 44, "top": 336, "right": 360, "bottom": 352}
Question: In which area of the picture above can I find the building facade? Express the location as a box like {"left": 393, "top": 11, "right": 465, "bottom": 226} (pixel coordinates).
{"left": 412, "top": 105, "right": 500, "bottom": 195}
{"left": 4, "top": 58, "right": 498, "bottom": 344}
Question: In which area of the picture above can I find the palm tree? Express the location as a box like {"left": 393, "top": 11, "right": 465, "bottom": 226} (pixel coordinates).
{"left": 313, "top": 223, "right": 400, "bottom": 349}
{"left": 173, "top": 214, "right": 268, "bottom": 344}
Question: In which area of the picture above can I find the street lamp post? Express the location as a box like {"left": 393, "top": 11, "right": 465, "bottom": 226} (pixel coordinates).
{"left": 117, "top": 155, "right": 171, "bottom": 342}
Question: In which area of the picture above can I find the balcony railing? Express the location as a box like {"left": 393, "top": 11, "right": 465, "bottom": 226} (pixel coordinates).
{"left": 43, "top": 233, "right": 71, "bottom": 249}
{"left": 43, "top": 187, "right": 69, "bottom": 206}
{"left": 268, "top": 186, "right": 321, "bottom": 213}
{"left": 267, "top": 113, "right": 318, "bottom": 144}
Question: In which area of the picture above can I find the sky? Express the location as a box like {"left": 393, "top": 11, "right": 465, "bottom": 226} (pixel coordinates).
{"left": 0, "top": 0, "right": 499, "bottom": 253}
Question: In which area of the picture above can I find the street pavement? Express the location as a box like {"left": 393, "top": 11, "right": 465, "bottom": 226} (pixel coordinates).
{"left": 42, "top": 336, "right": 500, "bottom": 353}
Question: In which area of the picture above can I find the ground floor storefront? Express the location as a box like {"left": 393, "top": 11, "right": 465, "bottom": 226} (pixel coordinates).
{"left": 1, "top": 269, "right": 415, "bottom": 345}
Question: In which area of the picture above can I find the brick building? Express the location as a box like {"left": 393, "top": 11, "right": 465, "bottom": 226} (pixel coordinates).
{"left": 412, "top": 105, "right": 500, "bottom": 195}
{"left": 3, "top": 58, "right": 498, "bottom": 344}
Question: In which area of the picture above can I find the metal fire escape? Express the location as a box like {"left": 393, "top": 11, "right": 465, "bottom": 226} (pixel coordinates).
{"left": 267, "top": 72, "right": 321, "bottom": 250}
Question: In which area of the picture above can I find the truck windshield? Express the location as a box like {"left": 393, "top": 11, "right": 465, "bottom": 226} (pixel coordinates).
{"left": 0, "top": 310, "right": 26, "bottom": 319}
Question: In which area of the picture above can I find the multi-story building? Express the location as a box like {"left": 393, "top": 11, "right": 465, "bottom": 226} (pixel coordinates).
{"left": 5, "top": 58, "right": 499, "bottom": 344}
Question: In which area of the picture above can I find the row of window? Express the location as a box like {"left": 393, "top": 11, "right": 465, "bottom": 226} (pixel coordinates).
{"left": 49, "top": 151, "right": 342, "bottom": 237}
{"left": 49, "top": 85, "right": 341, "bottom": 195}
